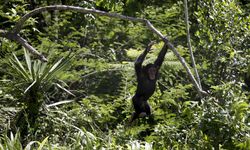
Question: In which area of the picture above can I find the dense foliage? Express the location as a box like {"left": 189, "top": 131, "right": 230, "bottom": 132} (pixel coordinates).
{"left": 0, "top": 0, "right": 249, "bottom": 149}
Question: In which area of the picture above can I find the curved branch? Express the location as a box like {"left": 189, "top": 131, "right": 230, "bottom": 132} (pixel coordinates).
{"left": 12, "top": 5, "right": 207, "bottom": 95}
{"left": 13, "top": 5, "right": 145, "bottom": 33}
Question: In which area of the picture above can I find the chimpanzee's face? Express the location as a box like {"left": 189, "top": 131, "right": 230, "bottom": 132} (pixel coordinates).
{"left": 147, "top": 67, "right": 157, "bottom": 80}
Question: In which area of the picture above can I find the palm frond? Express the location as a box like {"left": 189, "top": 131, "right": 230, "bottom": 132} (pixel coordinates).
{"left": 8, "top": 54, "right": 31, "bottom": 82}
{"left": 7, "top": 49, "right": 73, "bottom": 93}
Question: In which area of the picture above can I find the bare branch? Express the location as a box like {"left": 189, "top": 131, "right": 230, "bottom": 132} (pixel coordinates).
{"left": 0, "top": 29, "right": 47, "bottom": 62}
{"left": 184, "top": 0, "right": 202, "bottom": 89}
{"left": 13, "top": 5, "right": 145, "bottom": 33}
{"left": 10, "top": 5, "right": 207, "bottom": 95}
{"left": 14, "top": 34, "right": 48, "bottom": 62}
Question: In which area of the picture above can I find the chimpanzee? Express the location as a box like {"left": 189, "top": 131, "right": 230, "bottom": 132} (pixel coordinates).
{"left": 130, "top": 41, "right": 168, "bottom": 122}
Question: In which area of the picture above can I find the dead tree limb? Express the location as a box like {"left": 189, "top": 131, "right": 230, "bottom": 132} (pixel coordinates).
{"left": 3, "top": 5, "right": 207, "bottom": 95}
{"left": 0, "top": 29, "right": 47, "bottom": 62}
{"left": 184, "top": 0, "right": 202, "bottom": 89}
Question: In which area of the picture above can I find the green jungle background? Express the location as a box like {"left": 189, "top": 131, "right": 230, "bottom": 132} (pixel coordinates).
{"left": 0, "top": 0, "right": 249, "bottom": 149}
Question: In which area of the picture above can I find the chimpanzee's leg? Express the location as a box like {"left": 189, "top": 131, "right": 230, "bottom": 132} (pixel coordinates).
{"left": 132, "top": 95, "right": 144, "bottom": 114}
{"left": 130, "top": 95, "right": 145, "bottom": 122}
{"left": 144, "top": 100, "right": 151, "bottom": 116}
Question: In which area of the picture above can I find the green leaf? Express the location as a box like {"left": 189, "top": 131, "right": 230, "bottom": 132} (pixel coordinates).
{"left": 24, "top": 80, "right": 37, "bottom": 94}
{"left": 37, "top": 137, "right": 49, "bottom": 150}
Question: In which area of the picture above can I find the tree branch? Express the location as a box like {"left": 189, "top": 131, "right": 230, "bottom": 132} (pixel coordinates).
{"left": 0, "top": 29, "right": 47, "bottom": 62}
{"left": 14, "top": 34, "right": 48, "bottom": 62}
{"left": 13, "top": 5, "right": 145, "bottom": 33}
{"left": 10, "top": 5, "right": 206, "bottom": 95}
{"left": 184, "top": 0, "right": 202, "bottom": 89}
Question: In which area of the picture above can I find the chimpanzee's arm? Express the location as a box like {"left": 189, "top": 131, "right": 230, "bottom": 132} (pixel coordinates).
{"left": 154, "top": 43, "right": 168, "bottom": 68}
{"left": 134, "top": 42, "right": 154, "bottom": 74}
